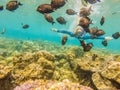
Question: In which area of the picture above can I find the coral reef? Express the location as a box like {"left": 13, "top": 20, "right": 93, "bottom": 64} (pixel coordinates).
{"left": 14, "top": 79, "right": 93, "bottom": 90}
{"left": 0, "top": 37, "right": 120, "bottom": 90}
{"left": 0, "top": 65, "right": 12, "bottom": 90}
{"left": 12, "top": 50, "right": 55, "bottom": 85}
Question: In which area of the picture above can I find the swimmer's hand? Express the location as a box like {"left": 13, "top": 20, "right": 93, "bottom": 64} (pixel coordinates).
{"left": 105, "top": 36, "right": 113, "bottom": 40}
{"left": 51, "top": 28, "right": 57, "bottom": 32}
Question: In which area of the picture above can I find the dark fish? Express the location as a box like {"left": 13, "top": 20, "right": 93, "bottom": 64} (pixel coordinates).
{"left": 80, "top": 40, "right": 93, "bottom": 52}
{"left": 61, "top": 36, "right": 68, "bottom": 45}
{"left": 6, "top": 0, "right": 22, "bottom": 11}
{"left": 51, "top": 0, "right": 67, "bottom": 9}
{"left": 83, "top": 42, "right": 93, "bottom": 52}
{"left": 80, "top": 40, "right": 86, "bottom": 47}
{"left": 100, "top": 16, "right": 105, "bottom": 26}
{"left": 89, "top": 27, "right": 98, "bottom": 35}
{"left": 66, "top": 9, "right": 77, "bottom": 15}
{"left": 1, "top": 28, "right": 6, "bottom": 34}
{"left": 22, "top": 24, "right": 29, "bottom": 29}
{"left": 79, "top": 6, "right": 92, "bottom": 17}
{"left": 0, "top": 5, "right": 3, "bottom": 10}
{"left": 92, "top": 54, "right": 98, "bottom": 61}
{"left": 79, "top": 17, "right": 92, "bottom": 28}
{"left": 56, "top": 16, "right": 67, "bottom": 25}
{"left": 112, "top": 32, "right": 120, "bottom": 39}
{"left": 102, "top": 40, "right": 107, "bottom": 46}
{"left": 44, "top": 14, "right": 55, "bottom": 25}
{"left": 37, "top": 4, "right": 54, "bottom": 14}
{"left": 95, "top": 29, "right": 105, "bottom": 36}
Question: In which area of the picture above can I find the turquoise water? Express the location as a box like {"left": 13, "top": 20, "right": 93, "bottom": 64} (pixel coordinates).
{"left": 0, "top": 0, "right": 120, "bottom": 53}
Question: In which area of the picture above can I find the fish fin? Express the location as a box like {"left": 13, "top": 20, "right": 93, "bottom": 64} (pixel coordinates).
{"left": 88, "top": 6, "right": 93, "bottom": 12}
{"left": 18, "top": 2, "right": 23, "bottom": 6}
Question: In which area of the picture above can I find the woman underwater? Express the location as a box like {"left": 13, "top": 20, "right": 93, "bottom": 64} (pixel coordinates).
{"left": 52, "top": 26, "right": 113, "bottom": 40}
{"left": 51, "top": 26, "right": 120, "bottom": 51}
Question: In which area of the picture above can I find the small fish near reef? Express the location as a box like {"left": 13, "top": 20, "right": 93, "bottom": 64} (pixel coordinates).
{"left": 80, "top": 40, "right": 86, "bottom": 47}
{"left": 56, "top": 16, "right": 67, "bottom": 25}
{"left": 92, "top": 54, "right": 98, "bottom": 61}
{"left": 84, "top": 42, "right": 93, "bottom": 52}
{"left": 37, "top": 4, "right": 54, "bottom": 14}
{"left": 100, "top": 16, "right": 105, "bottom": 26}
{"left": 0, "top": 5, "right": 3, "bottom": 11}
{"left": 6, "top": 0, "right": 22, "bottom": 11}
{"left": 66, "top": 9, "right": 77, "bottom": 15}
{"left": 44, "top": 14, "right": 55, "bottom": 25}
{"left": 22, "top": 24, "right": 29, "bottom": 29}
{"left": 61, "top": 35, "right": 68, "bottom": 45}
{"left": 102, "top": 40, "right": 107, "bottom": 46}
{"left": 80, "top": 40, "right": 93, "bottom": 52}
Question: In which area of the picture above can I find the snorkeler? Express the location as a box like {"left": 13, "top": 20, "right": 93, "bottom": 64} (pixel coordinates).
{"left": 51, "top": 26, "right": 113, "bottom": 41}
{"left": 52, "top": 26, "right": 120, "bottom": 51}
{"left": 52, "top": 26, "right": 112, "bottom": 51}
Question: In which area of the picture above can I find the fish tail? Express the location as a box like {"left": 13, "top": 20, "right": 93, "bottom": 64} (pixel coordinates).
{"left": 52, "top": 22, "right": 55, "bottom": 25}
{"left": 18, "top": 2, "right": 23, "bottom": 6}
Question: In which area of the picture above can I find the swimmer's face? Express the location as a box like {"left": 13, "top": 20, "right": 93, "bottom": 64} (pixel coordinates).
{"left": 73, "top": 28, "right": 83, "bottom": 38}
{"left": 74, "top": 26, "right": 82, "bottom": 33}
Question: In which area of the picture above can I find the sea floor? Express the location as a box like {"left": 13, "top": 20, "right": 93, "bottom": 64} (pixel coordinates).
{"left": 0, "top": 37, "right": 120, "bottom": 90}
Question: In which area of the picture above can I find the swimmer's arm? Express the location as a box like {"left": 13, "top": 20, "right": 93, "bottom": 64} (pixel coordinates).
{"left": 51, "top": 28, "right": 74, "bottom": 37}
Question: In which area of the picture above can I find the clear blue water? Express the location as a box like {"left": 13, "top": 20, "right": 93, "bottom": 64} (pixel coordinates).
{"left": 0, "top": 0, "right": 120, "bottom": 53}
